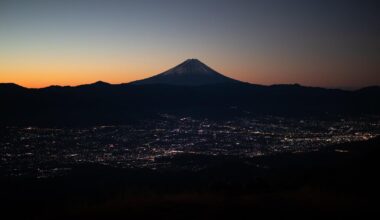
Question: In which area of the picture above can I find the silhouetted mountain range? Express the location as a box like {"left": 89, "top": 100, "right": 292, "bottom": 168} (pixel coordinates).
{"left": 1, "top": 59, "right": 379, "bottom": 125}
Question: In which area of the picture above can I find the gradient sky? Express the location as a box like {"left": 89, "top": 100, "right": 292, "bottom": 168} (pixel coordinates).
{"left": 0, "top": 0, "right": 379, "bottom": 88}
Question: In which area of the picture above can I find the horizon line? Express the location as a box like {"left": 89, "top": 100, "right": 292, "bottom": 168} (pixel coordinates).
{"left": 1, "top": 80, "right": 378, "bottom": 91}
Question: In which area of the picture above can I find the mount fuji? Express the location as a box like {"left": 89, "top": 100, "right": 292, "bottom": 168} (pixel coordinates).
{"left": 131, "top": 59, "right": 241, "bottom": 86}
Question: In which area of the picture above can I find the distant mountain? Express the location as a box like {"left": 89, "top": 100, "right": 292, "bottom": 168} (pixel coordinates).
{"left": 77, "top": 81, "right": 112, "bottom": 89}
{"left": 1, "top": 60, "right": 380, "bottom": 126}
{"left": 131, "top": 59, "right": 241, "bottom": 86}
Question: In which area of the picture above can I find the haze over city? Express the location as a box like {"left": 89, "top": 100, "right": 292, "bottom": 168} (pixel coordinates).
{"left": 1, "top": 0, "right": 379, "bottom": 88}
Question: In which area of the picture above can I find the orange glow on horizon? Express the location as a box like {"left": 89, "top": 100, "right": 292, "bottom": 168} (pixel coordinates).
{"left": 1, "top": 58, "right": 378, "bottom": 89}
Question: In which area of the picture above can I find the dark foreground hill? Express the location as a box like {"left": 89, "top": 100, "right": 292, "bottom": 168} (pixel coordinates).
{"left": 1, "top": 137, "right": 379, "bottom": 219}
{"left": 0, "top": 81, "right": 380, "bottom": 126}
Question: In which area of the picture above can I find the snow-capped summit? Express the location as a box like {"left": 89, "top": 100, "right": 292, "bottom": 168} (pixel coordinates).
{"left": 131, "top": 59, "right": 241, "bottom": 86}
{"left": 162, "top": 59, "right": 218, "bottom": 76}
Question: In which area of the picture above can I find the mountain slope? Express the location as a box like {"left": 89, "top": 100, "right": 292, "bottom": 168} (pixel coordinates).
{"left": 131, "top": 59, "right": 241, "bottom": 86}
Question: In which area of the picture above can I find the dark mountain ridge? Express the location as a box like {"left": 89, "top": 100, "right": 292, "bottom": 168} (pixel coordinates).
{"left": 1, "top": 82, "right": 379, "bottom": 126}
{"left": 0, "top": 59, "right": 379, "bottom": 125}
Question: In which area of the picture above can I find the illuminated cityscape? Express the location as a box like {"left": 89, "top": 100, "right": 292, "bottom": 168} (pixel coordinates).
{"left": 1, "top": 115, "right": 378, "bottom": 178}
